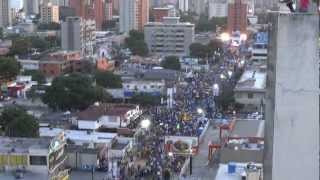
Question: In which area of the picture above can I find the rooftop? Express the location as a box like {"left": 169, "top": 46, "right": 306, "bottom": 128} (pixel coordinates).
{"left": 230, "top": 120, "right": 265, "bottom": 139}
{"left": 234, "top": 70, "right": 266, "bottom": 92}
{"left": 40, "top": 128, "right": 117, "bottom": 144}
{"left": 0, "top": 137, "right": 52, "bottom": 154}
{"left": 76, "top": 104, "right": 138, "bottom": 121}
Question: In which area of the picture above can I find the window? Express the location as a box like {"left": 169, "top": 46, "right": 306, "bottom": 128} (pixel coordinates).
{"left": 30, "top": 156, "right": 47, "bottom": 166}
{"left": 248, "top": 93, "right": 254, "bottom": 99}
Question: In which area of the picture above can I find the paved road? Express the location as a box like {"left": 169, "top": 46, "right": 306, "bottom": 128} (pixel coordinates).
{"left": 186, "top": 124, "right": 220, "bottom": 180}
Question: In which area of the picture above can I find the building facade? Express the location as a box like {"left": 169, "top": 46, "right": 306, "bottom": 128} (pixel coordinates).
{"left": 105, "top": 0, "right": 113, "bottom": 21}
{"left": 24, "top": 0, "right": 40, "bottom": 16}
{"left": 40, "top": 4, "right": 60, "bottom": 24}
{"left": 227, "top": 0, "right": 247, "bottom": 33}
{"left": 178, "top": 0, "right": 189, "bottom": 12}
{"left": 264, "top": 13, "right": 319, "bottom": 180}
{"left": 137, "top": 0, "right": 149, "bottom": 31}
{"left": 209, "top": 0, "right": 228, "bottom": 18}
{"left": 119, "top": 0, "right": 137, "bottom": 33}
{"left": 0, "top": 0, "right": 9, "bottom": 28}
{"left": 189, "top": 0, "right": 208, "bottom": 15}
{"left": 61, "top": 17, "right": 96, "bottom": 56}
{"left": 144, "top": 17, "right": 195, "bottom": 57}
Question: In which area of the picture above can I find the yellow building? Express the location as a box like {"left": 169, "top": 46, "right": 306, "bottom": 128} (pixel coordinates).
{"left": 40, "top": 3, "right": 59, "bottom": 24}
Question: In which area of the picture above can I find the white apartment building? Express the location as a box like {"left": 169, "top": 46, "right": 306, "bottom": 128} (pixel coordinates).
{"left": 61, "top": 17, "right": 96, "bottom": 57}
{"left": 40, "top": 3, "right": 59, "bottom": 24}
{"left": 144, "top": 17, "right": 195, "bottom": 57}
{"left": 209, "top": 0, "right": 228, "bottom": 18}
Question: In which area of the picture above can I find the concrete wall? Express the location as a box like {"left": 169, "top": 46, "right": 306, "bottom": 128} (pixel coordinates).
{"left": 264, "top": 13, "right": 319, "bottom": 180}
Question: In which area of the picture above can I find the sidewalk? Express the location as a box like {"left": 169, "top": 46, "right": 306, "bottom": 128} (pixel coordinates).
{"left": 186, "top": 124, "right": 220, "bottom": 180}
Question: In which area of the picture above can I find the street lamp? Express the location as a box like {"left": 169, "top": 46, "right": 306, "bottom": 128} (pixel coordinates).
{"left": 227, "top": 71, "right": 233, "bottom": 78}
{"left": 168, "top": 152, "right": 173, "bottom": 157}
{"left": 220, "top": 33, "right": 230, "bottom": 42}
{"left": 197, "top": 108, "right": 204, "bottom": 114}
{"left": 141, "top": 119, "right": 151, "bottom": 129}
{"left": 220, "top": 74, "right": 226, "bottom": 79}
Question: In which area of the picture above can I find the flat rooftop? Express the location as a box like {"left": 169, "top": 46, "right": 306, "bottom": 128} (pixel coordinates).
{"left": 234, "top": 70, "right": 266, "bottom": 92}
{"left": 40, "top": 128, "right": 117, "bottom": 144}
{"left": 0, "top": 137, "right": 51, "bottom": 154}
{"left": 230, "top": 120, "right": 265, "bottom": 139}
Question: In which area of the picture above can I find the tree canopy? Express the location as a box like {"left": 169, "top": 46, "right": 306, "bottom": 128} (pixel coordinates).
{"left": 160, "top": 56, "right": 181, "bottom": 70}
{"left": 125, "top": 30, "right": 149, "bottom": 56}
{"left": 189, "top": 43, "right": 209, "bottom": 58}
{"left": 94, "top": 71, "right": 123, "bottom": 88}
{"left": 9, "top": 36, "right": 51, "bottom": 56}
{"left": 22, "top": 70, "right": 46, "bottom": 84}
{"left": 0, "top": 57, "right": 20, "bottom": 81}
{"left": 42, "top": 74, "right": 107, "bottom": 111}
{"left": 0, "top": 107, "right": 39, "bottom": 137}
{"left": 196, "top": 16, "right": 227, "bottom": 32}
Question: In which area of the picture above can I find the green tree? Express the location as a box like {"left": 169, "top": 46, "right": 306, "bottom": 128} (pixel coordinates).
{"left": 0, "top": 57, "right": 20, "bottom": 81}
{"left": 189, "top": 43, "right": 209, "bottom": 58}
{"left": 125, "top": 30, "right": 149, "bottom": 56}
{"left": 131, "top": 93, "right": 161, "bottom": 107}
{"left": 0, "top": 107, "right": 39, "bottom": 137}
{"left": 22, "top": 70, "right": 46, "bottom": 84}
{"left": 161, "top": 56, "right": 181, "bottom": 70}
{"left": 42, "top": 74, "right": 103, "bottom": 111}
{"left": 95, "top": 71, "right": 123, "bottom": 88}
{"left": 95, "top": 85, "right": 113, "bottom": 103}
{"left": 0, "top": 27, "right": 3, "bottom": 39}
{"left": 10, "top": 37, "right": 32, "bottom": 55}
{"left": 30, "top": 36, "right": 50, "bottom": 52}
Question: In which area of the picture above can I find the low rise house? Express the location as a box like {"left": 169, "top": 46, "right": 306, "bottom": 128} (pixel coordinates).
{"left": 234, "top": 70, "right": 266, "bottom": 111}
{"left": 0, "top": 134, "right": 67, "bottom": 179}
{"left": 76, "top": 104, "right": 141, "bottom": 130}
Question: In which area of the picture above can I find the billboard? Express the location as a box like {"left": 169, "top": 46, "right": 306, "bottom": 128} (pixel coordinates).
{"left": 255, "top": 32, "right": 268, "bottom": 45}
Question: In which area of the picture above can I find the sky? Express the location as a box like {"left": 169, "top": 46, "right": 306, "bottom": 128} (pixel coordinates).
{"left": 10, "top": 0, "right": 23, "bottom": 9}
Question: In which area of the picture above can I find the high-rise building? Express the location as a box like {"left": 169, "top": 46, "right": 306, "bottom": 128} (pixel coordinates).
{"left": 119, "top": 0, "right": 137, "bottom": 33}
{"left": 93, "top": 0, "right": 105, "bottom": 30}
{"left": 61, "top": 17, "right": 96, "bottom": 56}
{"left": 68, "top": 0, "right": 105, "bottom": 30}
{"left": 9, "top": 8, "right": 19, "bottom": 26}
{"left": 0, "top": 0, "right": 9, "bottom": 28}
{"left": 178, "top": 0, "right": 189, "bottom": 12}
{"left": 264, "top": 13, "right": 319, "bottom": 180}
{"left": 209, "top": 0, "right": 228, "bottom": 18}
{"left": 41, "top": 0, "right": 69, "bottom": 6}
{"left": 227, "top": 0, "right": 247, "bottom": 33}
{"left": 189, "top": 0, "right": 208, "bottom": 15}
{"left": 24, "top": 0, "right": 40, "bottom": 16}
{"left": 105, "top": 0, "right": 113, "bottom": 21}
{"left": 137, "top": 0, "right": 149, "bottom": 31}
{"left": 40, "top": 3, "right": 60, "bottom": 23}
{"left": 144, "top": 17, "right": 194, "bottom": 57}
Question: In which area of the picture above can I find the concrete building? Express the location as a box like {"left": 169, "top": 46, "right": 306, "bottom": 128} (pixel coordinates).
{"left": 0, "top": 135, "right": 67, "bottom": 179}
{"left": 227, "top": 0, "right": 247, "bottom": 33}
{"left": 61, "top": 17, "right": 96, "bottom": 56}
{"left": 137, "top": 0, "right": 149, "bottom": 31}
{"left": 152, "top": 6, "right": 176, "bottom": 22}
{"left": 264, "top": 13, "right": 319, "bottom": 180}
{"left": 123, "top": 80, "right": 166, "bottom": 97}
{"left": 93, "top": 0, "right": 105, "bottom": 30}
{"left": 234, "top": 69, "right": 266, "bottom": 111}
{"left": 24, "top": 0, "right": 40, "bottom": 16}
{"left": 119, "top": 0, "right": 149, "bottom": 33}
{"left": 40, "top": 3, "right": 60, "bottom": 24}
{"left": 189, "top": 0, "right": 208, "bottom": 15}
{"left": 119, "top": 0, "right": 137, "bottom": 33}
{"left": 251, "top": 43, "right": 267, "bottom": 65}
{"left": 208, "top": 0, "right": 228, "bottom": 18}
{"left": 76, "top": 104, "right": 141, "bottom": 129}
{"left": 0, "top": 0, "right": 9, "bottom": 28}
{"left": 144, "top": 17, "right": 195, "bottom": 57}
{"left": 105, "top": 0, "right": 113, "bottom": 21}
{"left": 178, "top": 0, "right": 189, "bottom": 12}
